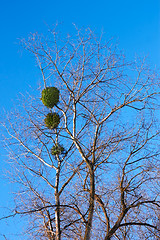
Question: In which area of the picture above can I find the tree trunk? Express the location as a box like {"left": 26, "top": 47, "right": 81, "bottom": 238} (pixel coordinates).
{"left": 55, "top": 163, "right": 61, "bottom": 240}
{"left": 84, "top": 166, "right": 95, "bottom": 240}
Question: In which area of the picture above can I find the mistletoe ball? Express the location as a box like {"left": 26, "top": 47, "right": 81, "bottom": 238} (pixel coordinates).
{"left": 44, "top": 113, "right": 60, "bottom": 129}
{"left": 51, "top": 144, "right": 65, "bottom": 156}
{"left": 41, "top": 87, "right": 59, "bottom": 108}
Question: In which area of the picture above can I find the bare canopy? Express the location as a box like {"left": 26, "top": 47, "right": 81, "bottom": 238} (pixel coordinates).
{"left": 1, "top": 27, "right": 160, "bottom": 240}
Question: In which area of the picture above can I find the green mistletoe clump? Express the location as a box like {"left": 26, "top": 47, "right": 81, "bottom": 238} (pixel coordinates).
{"left": 51, "top": 144, "right": 65, "bottom": 156}
{"left": 44, "top": 113, "right": 60, "bottom": 129}
{"left": 41, "top": 86, "right": 64, "bottom": 157}
{"left": 41, "top": 87, "right": 59, "bottom": 108}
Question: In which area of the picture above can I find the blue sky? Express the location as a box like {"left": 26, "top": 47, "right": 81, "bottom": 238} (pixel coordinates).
{"left": 0, "top": 0, "right": 159, "bottom": 238}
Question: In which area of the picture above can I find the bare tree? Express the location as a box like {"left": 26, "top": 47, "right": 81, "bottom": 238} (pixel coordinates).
{"left": 1, "top": 27, "right": 160, "bottom": 240}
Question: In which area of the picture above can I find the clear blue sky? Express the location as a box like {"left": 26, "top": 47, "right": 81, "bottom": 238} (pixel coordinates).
{"left": 0, "top": 0, "right": 159, "bottom": 238}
